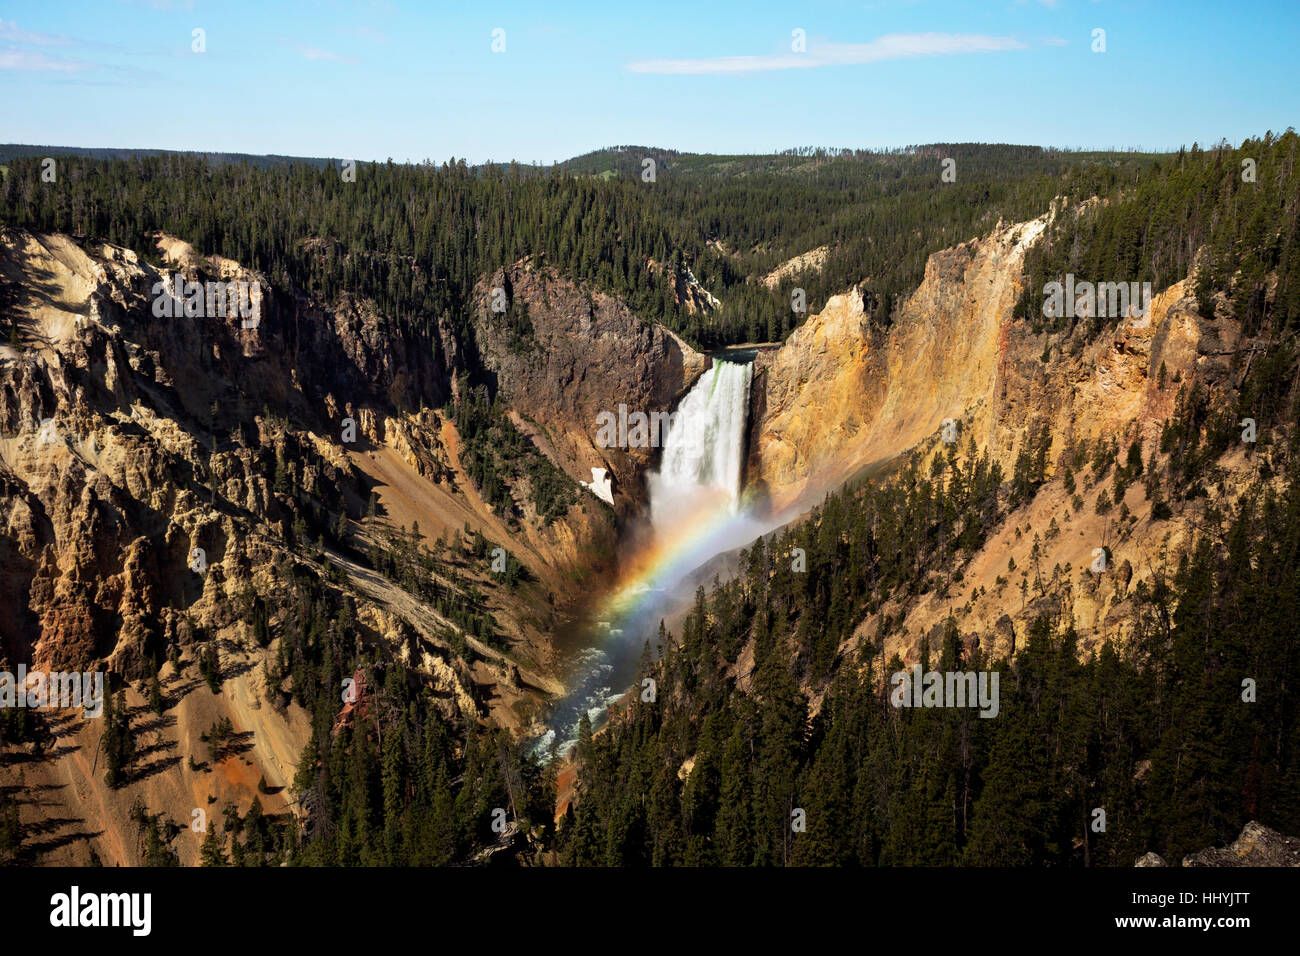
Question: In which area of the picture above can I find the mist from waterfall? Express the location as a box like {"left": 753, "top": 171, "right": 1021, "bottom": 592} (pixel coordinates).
{"left": 537, "top": 357, "right": 767, "bottom": 758}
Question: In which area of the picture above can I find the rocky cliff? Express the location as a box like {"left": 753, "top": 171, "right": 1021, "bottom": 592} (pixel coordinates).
{"left": 473, "top": 259, "right": 709, "bottom": 514}
{"left": 0, "top": 227, "right": 699, "bottom": 864}
{"left": 746, "top": 215, "right": 1048, "bottom": 513}
{"left": 1137, "top": 821, "right": 1300, "bottom": 867}
{"left": 744, "top": 211, "right": 1273, "bottom": 672}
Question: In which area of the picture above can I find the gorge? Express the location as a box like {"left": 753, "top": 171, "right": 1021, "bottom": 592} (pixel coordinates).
{"left": 1, "top": 132, "right": 1297, "bottom": 870}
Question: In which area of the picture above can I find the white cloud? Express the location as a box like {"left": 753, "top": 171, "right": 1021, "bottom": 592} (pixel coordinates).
{"left": 0, "top": 49, "right": 91, "bottom": 71}
{"left": 0, "top": 19, "right": 70, "bottom": 46}
{"left": 334, "top": 25, "right": 388, "bottom": 44}
{"left": 626, "top": 33, "right": 1028, "bottom": 75}
{"left": 297, "top": 45, "right": 355, "bottom": 63}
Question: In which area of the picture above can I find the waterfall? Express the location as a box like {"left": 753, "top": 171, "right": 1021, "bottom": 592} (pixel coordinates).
{"left": 647, "top": 358, "right": 753, "bottom": 528}
{"left": 534, "top": 357, "right": 756, "bottom": 759}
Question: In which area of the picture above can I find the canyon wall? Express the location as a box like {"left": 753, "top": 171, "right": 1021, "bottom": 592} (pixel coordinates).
{"left": 0, "top": 228, "right": 703, "bottom": 864}
{"left": 744, "top": 211, "right": 1269, "bottom": 677}
{"left": 473, "top": 260, "right": 709, "bottom": 514}
{"left": 746, "top": 215, "right": 1048, "bottom": 512}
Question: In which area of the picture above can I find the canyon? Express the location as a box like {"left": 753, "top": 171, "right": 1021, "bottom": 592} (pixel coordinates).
{"left": 0, "top": 198, "right": 1273, "bottom": 864}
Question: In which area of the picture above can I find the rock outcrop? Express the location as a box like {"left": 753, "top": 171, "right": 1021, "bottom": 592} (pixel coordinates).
{"left": 1181, "top": 821, "right": 1300, "bottom": 867}
{"left": 744, "top": 210, "right": 1270, "bottom": 671}
{"left": 473, "top": 260, "right": 709, "bottom": 512}
{"left": 1136, "top": 822, "right": 1300, "bottom": 867}
{"left": 761, "top": 245, "right": 830, "bottom": 290}
{"left": 0, "top": 229, "right": 460, "bottom": 675}
{"left": 747, "top": 216, "right": 1048, "bottom": 515}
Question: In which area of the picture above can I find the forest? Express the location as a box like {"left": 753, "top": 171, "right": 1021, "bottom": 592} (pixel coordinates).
{"left": 1017, "top": 131, "right": 1300, "bottom": 339}
{"left": 3, "top": 141, "right": 1165, "bottom": 351}
{"left": 3, "top": 132, "right": 1298, "bottom": 866}
{"left": 559, "top": 432, "right": 1300, "bottom": 865}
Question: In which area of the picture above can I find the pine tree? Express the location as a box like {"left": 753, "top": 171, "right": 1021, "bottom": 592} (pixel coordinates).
{"left": 199, "top": 826, "right": 229, "bottom": 866}
{"left": 148, "top": 675, "right": 165, "bottom": 717}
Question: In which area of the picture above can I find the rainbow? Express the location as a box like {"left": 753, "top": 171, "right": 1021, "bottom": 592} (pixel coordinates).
{"left": 535, "top": 493, "right": 770, "bottom": 757}
{"left": 539, "top": 358, "right": 802, "bottom": 753}
{"left": 576, "top": 491, "right": 778, "bottom": 680}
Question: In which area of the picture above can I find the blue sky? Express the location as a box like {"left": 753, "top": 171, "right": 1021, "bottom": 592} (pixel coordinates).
{"left": 2, "top": 0, "right": 1297, "bottom": 163}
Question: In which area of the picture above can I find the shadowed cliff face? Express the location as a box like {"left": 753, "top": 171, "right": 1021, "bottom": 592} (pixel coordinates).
{"left": 0, "top": 228, "right": 718, "bottom": 864}
{"left": 0, "top": 225, "right": 715, "bottom": 703}
{"left": 473, "top": 260, "right": 710, "bottom": 514}
{"left": 0, "top": 230, "right": 520, "bottom": 734}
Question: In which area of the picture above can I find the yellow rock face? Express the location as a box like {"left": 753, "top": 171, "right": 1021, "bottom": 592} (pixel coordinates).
{"left": 748, "top": 215, "right": 1049, "bottom": 515}
{"left": 744, "top": 212, "right": 1262, "bottom": 685}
